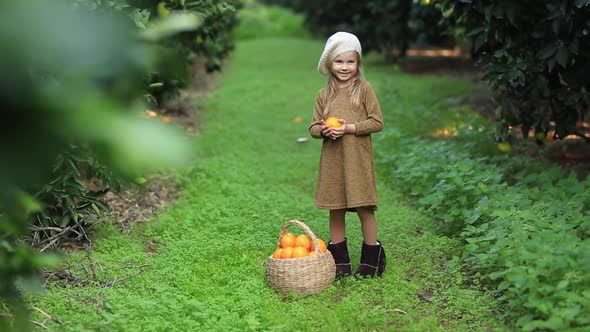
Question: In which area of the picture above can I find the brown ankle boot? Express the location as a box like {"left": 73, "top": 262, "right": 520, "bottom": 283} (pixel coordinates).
{"left": 327, "top": 239, "right": 352, "bottom": 278}
{"left": 354, "top": 241, "right": 386, "bottom": 278}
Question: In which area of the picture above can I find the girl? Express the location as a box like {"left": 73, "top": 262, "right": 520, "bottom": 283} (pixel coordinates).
{"left": 309, "top": 32, "right": 386, "bottom": 278}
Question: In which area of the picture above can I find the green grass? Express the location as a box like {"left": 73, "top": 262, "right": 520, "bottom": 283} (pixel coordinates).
{"left": 25, "top": 37, "right": 508, "bottom": 331}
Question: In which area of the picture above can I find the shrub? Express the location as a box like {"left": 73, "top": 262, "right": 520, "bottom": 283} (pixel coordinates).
{"left": 265, "top": 0, "right": 452, "bottom": 62}
{"left": 463, "top": 175, "right": 590, "bottom": 330}
{"left": 438, "top": 0, "right": 590, "bottom": 141}
{"left": 377, "top": 129, "right": 590, "bottom": 329}
{"left": 31, "top": 145, "right": 119, "bottom": 249}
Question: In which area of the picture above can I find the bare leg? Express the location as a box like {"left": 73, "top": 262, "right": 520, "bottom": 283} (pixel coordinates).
{"left": 328, "top": 209, "right": 351, "bottom": 277}
{"left": 357, "top": 207, "right": 378, "bottom": 245}
{"left": 329, "top": 209, "right": 346, "bottom": 243}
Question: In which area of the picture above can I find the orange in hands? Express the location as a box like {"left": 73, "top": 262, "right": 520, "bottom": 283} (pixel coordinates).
{"left": 324, "top": 117, "right": 343, "bottom": 128}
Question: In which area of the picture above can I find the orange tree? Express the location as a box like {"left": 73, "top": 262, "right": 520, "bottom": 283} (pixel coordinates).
{"left": 439, "top": 0, "right": 590, "bottom": 142}
{"left": 263, "top": 0, "right": 450, "bottom": 62}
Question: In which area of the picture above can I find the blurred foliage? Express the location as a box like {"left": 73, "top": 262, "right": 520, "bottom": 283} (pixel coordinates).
{"left": 129, "top": 0, "right": 241, "bottom": 106}
{"left": 0, "top": 0, "right": 242, "bottom": 329}
{"left": 261, "top": 0, "right": 451, "bottom": 62}
{"left": 0, "top": 193, "right": 60, "bottom": 332}
{"left": 233, "top": 0, "right": 309, "bottom": 40}
{"left": 438, "top": 0, "right": 590, "bottom": 142}
{"left": 74, "top": 0, "right": 241, "bottom": 108}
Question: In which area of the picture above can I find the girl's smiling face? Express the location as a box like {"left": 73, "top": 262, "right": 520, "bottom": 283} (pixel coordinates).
{"left": 330, "top": 51, "right": 359, "bottom": 86}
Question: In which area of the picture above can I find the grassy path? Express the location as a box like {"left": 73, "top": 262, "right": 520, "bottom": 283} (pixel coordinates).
{"left": 30, "top": 38, "right": 505, "bottom": 331}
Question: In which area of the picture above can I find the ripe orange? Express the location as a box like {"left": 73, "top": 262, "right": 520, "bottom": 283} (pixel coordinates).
{"left": 497, "top": 142, "right": 512, "bottom": 152}
{"left": 325, "top": 117, "right": 343, "bottom": 128}
{"left": 295, "top": 234, "right": 311, "bottom": 250}
{"left": 292, "top": 246, "right": 308, "bottom": 258}
{"left": 145, "top": 110, "right": 158, "bottom": 118}
{"left": 280, "top": 233, "right": 296, "bottom": 248}
{"left": 308, "top": 250, "right": 316, "bottom": 256}
{"left": 310, "top": 238, "right": 327, "bottom": 253}
{"left": 318, "top": 239, "right": 327, "bottom": 252}
{"left": 280, "top": 247, "right": 294, "bottom": 259}
{"left": 272, "top": 248, "right": 282, "bottom": 259}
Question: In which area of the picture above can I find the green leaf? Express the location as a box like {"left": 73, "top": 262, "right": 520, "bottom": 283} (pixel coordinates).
{"left": 484, "top": 5, "right": 493, "bottom": 21}
{"left": 506, "top": 5, "right": 517, "bottom": 25}
{"left": 552, "top": 18, "right": 560, "bottom": 35}
{"left": 555, "top": 47, "right": 569, "bottom": 67}
{"left": 61, "top": 214, "right": 71, "bottom": 227}
{"left": 547, "top": 58, "right": 557, "bottom": 72}
{"left": 474, "top": 34, "right": 486, "bottom": 52}
{"left": 141, "top": 12, "right": 204, "bottom": 41}
{"left": 157, "top": 2, "right": 171, "bottom": 17}
{"left": 442, "top": 5, "right": 454, "bottom": 18}
{"left": 91, "top": 203, "right": 101, "bottom": 215}
{"left": 568, "top": 41, "right": 579, "bottom": 54}
{"left": 538, "top": 46, "right": 558, "bottom": 60}
{"left": 556, "top": 280, "right": 569, "bottom": 290}
{"left": 134, "top": 176, "right": 148, "bottom": 185}
{"left": 16, "top": 192, "right": 42, "bottom": 215}
{"left": 467, "top": 27, "right": 485, "bottom": 37}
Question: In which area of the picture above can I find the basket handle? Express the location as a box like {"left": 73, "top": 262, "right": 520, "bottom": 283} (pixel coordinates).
{"left": 277, "top": 219, "right": 321, "bottom": 256}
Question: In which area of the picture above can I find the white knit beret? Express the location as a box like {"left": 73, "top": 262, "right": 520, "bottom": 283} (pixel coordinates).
{"left": 317, "top": 31, "right": 362, "bottom": 75}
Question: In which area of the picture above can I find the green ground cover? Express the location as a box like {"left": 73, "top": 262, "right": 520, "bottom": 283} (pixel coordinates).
{"left": 25, "top": 36, "right": 508, "bottom": 331}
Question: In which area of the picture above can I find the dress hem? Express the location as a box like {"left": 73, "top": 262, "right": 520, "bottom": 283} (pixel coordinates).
{"left": 315, "top": 202, "right": 378, "bottom": 211}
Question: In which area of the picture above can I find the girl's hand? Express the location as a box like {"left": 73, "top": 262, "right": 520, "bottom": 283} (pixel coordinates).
{"left": 320, "top": 119, "right": 332, "bottom": 139}
{"left": 329, "top": 119, "right": 347, "bottom": 139}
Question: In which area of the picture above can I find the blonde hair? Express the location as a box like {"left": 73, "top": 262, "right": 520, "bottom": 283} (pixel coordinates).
{"left": 321, "top": 52, "right": 365, "bottom": 118}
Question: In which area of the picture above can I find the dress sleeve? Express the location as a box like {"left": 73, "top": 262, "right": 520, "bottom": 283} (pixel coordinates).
{"left": 355, "top": 82, "right": 383, "bottom": 136}
{"left": 309, "top": 90, "right": 325, "bottom": 139}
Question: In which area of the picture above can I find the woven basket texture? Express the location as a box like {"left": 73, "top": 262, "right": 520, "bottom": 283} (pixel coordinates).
{"left": 266, "top": 220, "right": 336, "bottom": 295}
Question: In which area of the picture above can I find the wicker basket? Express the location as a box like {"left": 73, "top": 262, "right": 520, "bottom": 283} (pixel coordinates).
{"left": 266, "top": 219, "right": 336, "bottom": 296}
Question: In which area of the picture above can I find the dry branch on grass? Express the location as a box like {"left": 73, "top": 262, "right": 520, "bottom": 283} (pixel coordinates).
{"left": 27, "top": 174, "right": 180, "bottom": 254}
{"left": 30, "top": 219, "right": 98, "bottom": 252}
{"left": 42, "top": 242, "right": 151, "bottom": 289}
{"left": 0, "top": 307, "right": 64, "bottom": 330}
{"left": 31, "top": 306, "right": 64, "bottom": 330}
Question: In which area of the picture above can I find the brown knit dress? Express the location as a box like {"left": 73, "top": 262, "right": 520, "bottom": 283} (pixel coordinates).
{"left": 309, "top": 81, "right": 383, "bottom": 210}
